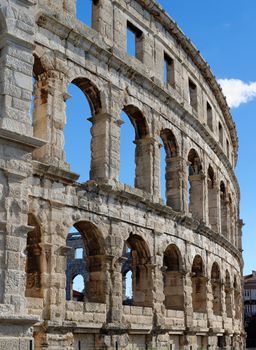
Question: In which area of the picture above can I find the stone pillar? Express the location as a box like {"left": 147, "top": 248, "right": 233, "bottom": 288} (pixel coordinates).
{"left": 183, "top": 270, "right": 193, "bottom": 329}
{"left": 208, "top": 185, "right": 220, "bottom": 233}
{"left": 32, "top": 70, "right": 69, "bottom": 170}
{"left": 165, "top": 156, "right": 183, "bottom": 211}
{"left": 206, "top": 275, "right": 214, "bottom": 331}
{"left": 134, "top": 137, "right": 155, "bottom": 193}
{"left": 189, "top": 173, "right": 205, "bottom": 221}
{"left": 63, "top": 0, "right": 76, "bottom": 15}
{"left": 152, "top": 138, "right": 162, "bottom": 199}
{"left": 44, "top": 205, "right": 68, "bottom": 322}
{"left": 104, "top": 254, "right": 125, "bottom": 328}
{"left": 90, "top": 113, "right": 122, "bottom": 182}
{"left": 220, "top": 194, "right": 228, "bottom": 238}
{"left": 2, "top": 171, "right": 29, "bottom": 313}
{"left": 0, "top": 35, "right": 34, "bottom": 138}
{"left": 238, "top": 219, "right": 243, "bottom": 251}
{"left": 226, "top": 200, "right": 231, "bottom": 241}
{"left": 153, "top": 254, "right": 166, "bottom": 329}
{"left": 86, "top": 254, "right": 106, "bottom": 303}
{"left": 92, "top": 0, "right": 114, "bottom": 45}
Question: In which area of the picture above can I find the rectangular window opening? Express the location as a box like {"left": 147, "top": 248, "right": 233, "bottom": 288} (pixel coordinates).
{"left": 207, "top": 101, "right": 213, "bottom": 130}
{"left": 127, "top": 21, "right": 143, "bottom": 61}
{"left": 75, "top": 247, "right": 83, "bottom": 259}
{"left": 164, "top": 53, "right": 175, "bottom": 88}
{"left": 189, "top": 78, "right": 198, "bottom": 111}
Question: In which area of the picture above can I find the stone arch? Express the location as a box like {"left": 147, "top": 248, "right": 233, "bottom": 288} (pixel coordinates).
{"left": 187, "top": 149, "right": 204, "bottom": 220}
{"left": 66, "top": 221, "right": 106, "bottom": 303}
{"left": 25, "top": 214, "right": 44, "bottom": 298}
{"left": 122, "top": 234, "right": 153, "bottom": 307}
{"left": 160, "top": 129, "right": 179, "bottom": 158}
{"left": 121, "top": 105, "right": 152, "bottom": 192}
{"left": 225, "top": 269, "right": 232, "bottom": 318}
{"left": 72, "top": 77, "right": 102, "bottom": 116}
{"left": 191, "top": 255, "right": 207, "bottom": 313}
{"left": 123, "top": 105, "right": 149, "bottom": 140}
{"left": 207, "top": 165, "right": 218, "bottom": 231}
{"left": 211, "top": 262, "right": 222, "bottom": 316}
{"left": 163, "top": 244, "right": 184, "bottom": 310}
{"left": 160, "top": 129, "right": 182, "bottom": 210}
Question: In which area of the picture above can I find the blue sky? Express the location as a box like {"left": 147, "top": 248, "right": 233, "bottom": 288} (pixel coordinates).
{"left": 67, "top": 0, "right": 256, "bottom": 275}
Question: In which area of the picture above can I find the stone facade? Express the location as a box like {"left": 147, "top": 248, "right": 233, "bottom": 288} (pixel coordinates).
{"left": 0, "top": 0, "right": 244, "bottom": 349}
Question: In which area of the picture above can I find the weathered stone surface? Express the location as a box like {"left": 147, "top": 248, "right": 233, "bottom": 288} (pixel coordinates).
{"left": 0, "top": 0, "right": 245, "bottom": 349}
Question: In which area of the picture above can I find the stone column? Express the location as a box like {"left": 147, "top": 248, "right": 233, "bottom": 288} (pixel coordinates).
{"left": 220, "top": 194, "right": 228, "bottom": 238}
{"left": 90, "top": 113, "right": 122, "bottom": 182}
{"left": 134, "top": 137, "right": 155, "bottom": 193}
{"left": 86, "top": 254, "right": 106, "bottom": 303}
{"left": 2, "top": 170, "right": 30, "bottom": 313}
{"left": 208, "top": 185, "right": 220, "bottom": 233}
{"left": 105, "top": 255, "right": 124, "bottom": 325}
{"left": 183, "top": 270, "right": 193, "bottom": 329}
{"left": 226, "top": 200, "right": 231, "bottom": 241}
{"left": 152, "top": 254, "right": 166, "bottom": 329}
{"left": 44, "top": 204, "right": 68, "bottom": 322}
{"left": 152, "top": 138, "right": 162, "bottom": 199}
{"left": 92, "top": 0, "right": 114, "bottom": 45}
{"left": 165, "top": 156, "right": 183, "bottom": 211}
{"left": 32, "top": 70, "right": 69, "bottom": 170}
{"left": 189, "top": 173, "right": 205, "bottom": 221}
{"left": 63, "top": 0, "right": 76, "bottom": 15}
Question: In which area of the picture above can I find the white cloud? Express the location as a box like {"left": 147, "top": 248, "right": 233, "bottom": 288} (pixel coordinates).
{"left": 218, "top": 79, "right": 256, "bottom": 108}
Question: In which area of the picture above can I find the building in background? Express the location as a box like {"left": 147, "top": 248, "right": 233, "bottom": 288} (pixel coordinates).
{"left": 244, "top": 271, "right": 256, "bottom": 348}
{"left": 244, "top": 271, "right": 256, "bottom": 318}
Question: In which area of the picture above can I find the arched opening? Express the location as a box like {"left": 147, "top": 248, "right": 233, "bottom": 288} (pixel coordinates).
{"left": 120, "top": 106, "right": 150, "bottom": 192}
{"left": 207, "top": 165, "right": 218, "bottom": 231}
{"left": 72, "top": 274, "right": 85, "bottom": 301}
{"left": 220, "top": 182, "right": 228, "bottom": 237}
{"left": 122, "top": 234, "right": 153, "bottom": 307}
{"left": 122, "top": 244, "right": 133, "bottom": 305}
{"left": 65, "top": 222, "right": 106, "bottom": 303}
{"left": 211, "top": 262, "right": 222, "bottom": 316}
{"left": 188, "top": 149, "right": 204, "bottom": 219}
{"left": 25, "top": 214, "right": 44, "bottom": 298}
{"left": 191, "top": 255, "right": 207, "bottom": 313}
{"left": 66, "top": 229, "right": 87, "bottom": 301}
{"left": 233, "top": 276, "right": 240, "bottom": 319}
{"left": 120, "top": 111, "right": 136, "bottom": 187}
{"left": 225, "top": 270, "right": 232, "bottom": 318}
{"left": 65, "top": 81, "right": 94, "bottom": 182}
{"left": 160, "top": 129, "right": 181, "bottom": 210}
{"left": 32, "top": 57, "right": 103, "bottom": 177}
{"left": 163, "top": 245, "right": 184, "bottom": 310}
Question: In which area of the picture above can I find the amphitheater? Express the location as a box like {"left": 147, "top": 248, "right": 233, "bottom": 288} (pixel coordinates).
{"left": 0, "top": 0, "right": 245, "bottom": 349}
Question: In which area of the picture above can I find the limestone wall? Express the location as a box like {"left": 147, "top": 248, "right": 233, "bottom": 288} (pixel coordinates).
{"left": 0, "top": 0, "right": 244, "bottom": 349}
